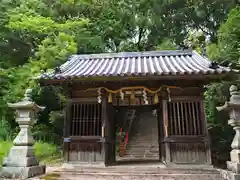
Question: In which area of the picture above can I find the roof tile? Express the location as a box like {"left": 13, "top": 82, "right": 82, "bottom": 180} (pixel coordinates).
{"left": 39, "top": 50, "right": 233, "bottom": 79}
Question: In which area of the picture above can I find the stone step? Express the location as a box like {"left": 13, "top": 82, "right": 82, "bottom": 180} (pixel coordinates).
{"left": 124, "top": 150, "right": 159, "bottom": 154}
{"left": 45, "top": 167, "right": 224, "bottom": 180}
{"left": 126, "top": 146, "right": 158, "bottom": 149}
{"left": 124, "top": 151, "right": 159, "bottom": 154}
{"left": 127, "top": 140, "right": 158, "bottom": 143}
{"left": 128, "top": 139, "right": 158, "bottom": 142}
{"left": 41, "top": 173, "right": 224, "bottom": 180}
{"left": 125, "top": 147, "right": 159, "bottom": 152}
{"left": 127, "top": 145, "right": 158, "bottom": 147}
{"left": 124, "top": 150, "right": 159, "bottom": 155}
{"left": 128, "top": 141, "right": 156, "bottom": 143}
{"left": 122, "top": 156, "right": 159, "bottom": 159}
{"left": 122, "top": 153, "right": 159, "bottom": 156}
{"left": 124, "top": 151, "right": 159, "bottom": 155}
{"left": 57, "top": 168, "right": 223, "bottom": 175}
{"left": 126, "top": 143, "right": 158, "bottom": 146}
{"left": 120, "top": 156, "right": 159, "bottom": 160}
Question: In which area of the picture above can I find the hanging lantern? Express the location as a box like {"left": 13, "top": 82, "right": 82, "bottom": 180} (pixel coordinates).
{"left": 154, "top": 93, "right": 159, "bottom": 104}
{"left": 108, "top": 93, "right": 113, "bottom": 103}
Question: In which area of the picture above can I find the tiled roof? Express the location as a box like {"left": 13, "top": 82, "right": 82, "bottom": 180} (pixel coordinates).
{"left": 39, "top": 50, "right": 233, "bottom": 80}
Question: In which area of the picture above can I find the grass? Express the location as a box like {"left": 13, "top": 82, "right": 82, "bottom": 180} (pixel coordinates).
{"left": 0, "top": 141, "right": 63, "bottom": 166}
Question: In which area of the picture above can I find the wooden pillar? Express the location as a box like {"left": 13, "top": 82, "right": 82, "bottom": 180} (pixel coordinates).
{"left": 102, "top": 97, "right": 116, "bottom": 166}
{"left": 101, "top": 97, "right": 107, "bottom": 163}
{"left": 158, "top": 102, "right": 165, "bottom": 162}
{"left": 200, "top": 99, "right": 212, "bottom": 164}
{"left": 162, "top": 99, "right": 171, "bottom": 163}
{"left": 63, "top": 84, "right": 72, "bottom": 162}
{"left": 63, "top": 100, "right": 71, "bottom": 162}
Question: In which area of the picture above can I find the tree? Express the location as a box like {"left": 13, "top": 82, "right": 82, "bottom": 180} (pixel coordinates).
{"left": 186, "top": 0, "right": 237, "bottom": 43}
{"left": 218, "top": 6, "right": 240, "bottom": 65}
{"left": 204, "top": 6, "right": 240, "bottom": 167}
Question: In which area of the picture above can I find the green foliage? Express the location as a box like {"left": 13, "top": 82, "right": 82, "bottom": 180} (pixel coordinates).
{"left": 49, "top": 110, "right": 64, "bottom": 137}
{"left": 34, "top": 142, "right": 62, "bottom": 164}
{"left": 35, "top": 32, "right": 77, "bottom": 68}
{"left": 204, "top": 83, "right": 233, "bottom": 164}
{"left": 218, "top": 6, "right": 240, "bottom": 64}
{"left": 0, "top": 141, "right": 62, "bottom": 166}
{"left": 206, "top": 43, "right": 221, "bottom": 61}
{"left": 155, "top": 39, "right": 177, "bottom": 50}
{"left": 0, "top": 141, "right": 13, "bottom": 166}
{"left": 0, "top": 119, "right": 13, "bottom": 141}
{"left": 185, "top": 0, "right": 237, "bottom": 42}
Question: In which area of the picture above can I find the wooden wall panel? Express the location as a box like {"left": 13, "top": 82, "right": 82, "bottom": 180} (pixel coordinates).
{"left": 68, "top": 141, "right": 103, "bottom": 163}
{"left": 170, "top": 142, "right": 208, "bottom": 163}
{"left": 64, "top": 99, "right": 104, "bottom": 163}
{"left": 162, "top": 97, "right": 211, "bottom": 164}
{"left": 167, "top": 101, "right": 203, "bottom": 136}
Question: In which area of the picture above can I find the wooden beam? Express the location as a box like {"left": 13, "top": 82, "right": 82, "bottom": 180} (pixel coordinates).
{"left": 39, "top": 73, "right": 232, "bottom": 86}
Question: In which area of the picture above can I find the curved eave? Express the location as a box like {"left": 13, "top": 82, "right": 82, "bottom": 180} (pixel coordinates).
{"left": 38, "top": 71, "right": 236, "bottom": 86}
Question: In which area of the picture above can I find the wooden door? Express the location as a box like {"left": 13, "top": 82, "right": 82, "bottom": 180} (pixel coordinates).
{"left": 64, "top": 98, "right": 103, "bottom": 163}
{"left": 103, "top": 99, "right": 116, "bottom": 166}
{"left": 161, "top": 97, "right": 211, "bottom": 164}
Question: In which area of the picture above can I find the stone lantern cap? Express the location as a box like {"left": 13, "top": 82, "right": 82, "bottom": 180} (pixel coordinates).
{"left": 7, "top": 88, "right": 45, "bottom": 112}
{"left": 217, "top": 85, "right": 240, "bottom": 112}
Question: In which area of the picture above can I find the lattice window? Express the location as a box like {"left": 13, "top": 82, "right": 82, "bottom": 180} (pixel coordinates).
{"left": 70, "top": 103, "right": 102, "bottom": 136}
{"left": 167, "top": 101, "right": 203, "bottom": 136}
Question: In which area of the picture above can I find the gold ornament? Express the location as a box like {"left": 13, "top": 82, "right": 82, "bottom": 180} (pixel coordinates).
{"left": 154, "top": 93, "right": 159, "bottom": 104}
{"left": 86, "top": 85, "right": 181, "bottom": 94}
{"left": 130, "top": 90, "right": 135, "bottom": 100}
{"left": 108, "top": 93, "right": 113, "bottom": 103}
{"left": 86, "top": 85, "right": 179, "bottom": 103}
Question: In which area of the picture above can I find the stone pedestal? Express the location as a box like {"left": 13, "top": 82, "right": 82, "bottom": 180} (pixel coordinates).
{"left": 0, "top": 89, "right": 46, "bottom": 179}
{"left": 217, "top": 85, "right": 240, "bottom": 180}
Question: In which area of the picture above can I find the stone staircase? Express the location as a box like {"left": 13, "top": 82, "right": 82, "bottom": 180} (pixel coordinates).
{"left": 122, "top": 107, "right": 159, "bottom": 160}
{"left": 43, "top": 164, "right": 225, "bottom": 180}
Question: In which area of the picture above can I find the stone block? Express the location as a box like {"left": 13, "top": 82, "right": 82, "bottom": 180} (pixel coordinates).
{"left": 231, "top": 150, "right": 240, "bottom": 163}
{"left": 220, "top": 169, "right": 240, "bottom": 180}
{"left": 7, "top": 146, "right": 35, "bottom": 157}
{"left": 3, "top": 156, "right": 38, "bottom": 167}
{"left": 228, "top": 161, "right": 240, "bottom": 173}
{"left": 0, "top": 165, "right": 46, "bottom": 179}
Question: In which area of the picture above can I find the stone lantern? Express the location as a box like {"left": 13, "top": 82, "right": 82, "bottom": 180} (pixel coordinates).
{"left": 0, "top": 89, "right": 46, "bottom": 178}
{"left": 217, "top": 85, "right": 240, "bottom": 180}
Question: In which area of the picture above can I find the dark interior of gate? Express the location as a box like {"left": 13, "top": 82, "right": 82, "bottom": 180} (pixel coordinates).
{"left": 115, "top": 105, "right": 160, "bottom": 163}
